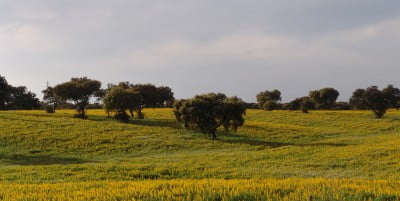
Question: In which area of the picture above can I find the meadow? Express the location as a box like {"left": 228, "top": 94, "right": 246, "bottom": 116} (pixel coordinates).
{"left": 1, "top": 109, "right": 400, "bottom": 200}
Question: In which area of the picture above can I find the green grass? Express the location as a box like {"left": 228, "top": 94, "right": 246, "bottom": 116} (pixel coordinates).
{"left": 1, "top": 108, "right": 400, "bottom": 183}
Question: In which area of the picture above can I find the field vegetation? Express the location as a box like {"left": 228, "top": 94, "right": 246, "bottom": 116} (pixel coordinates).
{"left": 1, "top": 109, "right": 400, "bottom": 200}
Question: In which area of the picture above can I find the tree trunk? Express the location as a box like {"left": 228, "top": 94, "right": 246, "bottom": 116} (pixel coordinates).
{"left": 137, "top": 108, "right": 144, "bottom": 119}
{"left": 81, "top": 107, "right": 86, "bottom": 118}
{"left": 129, "top": 109, "right": 134, "bottom": 118}
{"left": 211, "top": 131, "right": 217, "bottom": 140}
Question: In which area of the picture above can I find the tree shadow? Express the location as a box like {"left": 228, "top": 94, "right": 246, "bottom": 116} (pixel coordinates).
{"left": 0, "top": 153, "right": 89, "bottom": 166}
{"left": 217, "top": 133, "right": 351, "bottom": 148}
{"left": 129, "top": 119, "right": 180, "bottom": 128}
{"left": 0, "top": 115, "right": 50, "bottom": 123}
{"left": 87, "top": 117, "right": 180, "bottom": 129}
{"left": 218, "top": 138, "right": 294, "bottom": 148}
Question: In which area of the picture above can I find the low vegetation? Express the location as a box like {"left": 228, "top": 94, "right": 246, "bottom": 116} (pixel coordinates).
{"left": 1, "top": 179, "right": 400, "bottom": 201}
{"left": 1, "top": 109, "right": 400, "bottom": 200}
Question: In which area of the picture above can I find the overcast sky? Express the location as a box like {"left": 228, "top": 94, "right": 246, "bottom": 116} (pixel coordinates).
{"left": 1, "top": 0, "right": 400, "bottom": 102}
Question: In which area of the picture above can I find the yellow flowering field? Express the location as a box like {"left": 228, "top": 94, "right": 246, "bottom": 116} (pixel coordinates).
{"left": 1, "top": 179, "right": 400, "bottom": 201}
{"left": 1, "top": 109, "right": 400, "bottom": 200}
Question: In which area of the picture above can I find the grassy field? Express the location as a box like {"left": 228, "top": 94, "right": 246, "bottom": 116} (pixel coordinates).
{"left": 1, "top": 109, "right": 400, "bottom": 200}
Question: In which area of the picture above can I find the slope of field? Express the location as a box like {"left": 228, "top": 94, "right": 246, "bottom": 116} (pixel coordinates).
{"left": 1, "top": 109, "right": 400, "bottom": 200}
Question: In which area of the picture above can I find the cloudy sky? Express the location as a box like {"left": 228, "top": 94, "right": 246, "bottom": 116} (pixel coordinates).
{"left": 1, "top": 0, "right": 400, "bottom": 102}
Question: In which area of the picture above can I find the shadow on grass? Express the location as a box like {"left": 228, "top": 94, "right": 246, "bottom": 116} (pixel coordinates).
{"left": 0, "top": 153, "right": 88, "bottom": 166}
{"left": 87, "top": 116, "right": 180, "bottom": 129}
{"left": 217, "top": 133, "right": 293, "bottom": 148}
{"left": 130, "top": 119, "right": 180, "bottom": 128}
{"left": 217, "top": 133, "right": 351, "bottom": 148}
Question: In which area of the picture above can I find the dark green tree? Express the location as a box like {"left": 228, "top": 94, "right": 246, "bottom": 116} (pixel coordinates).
{"left": 287, "top": 98, "right": 302, "bottom": 110}
{"left": 382, "top": 84, "right": 400, "bottom": 109}
{"left": 103, "top": 84, "right": 142, "bottom": 122}
{"left": 309, "top": 88, "right": 339, "bottom": 109}
{"left": 129, "top": 83, "right": 175, "bottom": 118}
{"left": 364, "top": 86, "right": 391, "bottom": 118}
{"left": 174, "top": 93, "right": 246, "bottom": 139}
{"left": 300, "top": 97, "right": 314, "bottom": 113}
{"left": 157, "top": 86, "right": 175, "bottom": 107}
{"left": 7, "top": 86, "right": 40, "bottom": 109}
{"left": 349, "top": 89, "right": 368, "bottom": 109}
{"left": 131, "top": 83, "right": 159, "bottom": 108}
{"left": 0, "top": 75, "right": 10, "bottom": 110}
{"left": 222, "top": 96, "right": 246, "bottom": 133}
{"left": 53, "top": 77, "right": 101, "bottom": 118}
{"left": 263, "top": 100, "right": 279, "bottom": 111}
{"left": 256, "top": 89, "right": 281, "bottom": 111}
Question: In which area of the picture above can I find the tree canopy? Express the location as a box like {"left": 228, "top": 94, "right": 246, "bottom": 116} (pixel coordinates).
{"left": 174, "top": 93, "right": 246, "bottom": 139}
{"left": 54, "top": 77, "right": 101, "bottom": 118}
{"left": 256, "top": 89, "right": 281, "bottom": 111}
{"left": 364, "top": 86, "right": 391, "bottom": 118}
{"left": 0, "top": 75, "right": 40, "bottom": 110}
{"left": 309, "top": 88, "right": 339, "bottom": 109}
{"left": 103, "top": 83, "right": 142, "bottom": 121}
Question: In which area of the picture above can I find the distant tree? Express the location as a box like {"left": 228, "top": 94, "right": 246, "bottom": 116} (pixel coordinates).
{"left": 382, "top": 85, "right": 400, "bottom": 109}
{"left": 174, "top": 93, "right": 246, "bottom": 139}
{"left": 256, "top": 89, "right": 281, "bottom": 111}
{"left": 263, "top": 100, "right": 278, "bottom": 111}
{"left": 103, "top": 84, "right": 142, "bottom": 122}
{"left": 300, "top": 97, "right": 314, "bottom": 113}
{"left": 309, "top": 88, "right": 339, "bottom": 109}
{"left": 0, "top": 75, "right": 40, "bottom": 110}
{"left": 7, "top": 86, "right": 40, "bottom": 109}
{"left": 157, "top": 86, "right": 175, "bottom": 107}
{"left": 131, "top": 84, "right": 159, "bottom": 108}
{"left": 332, "top": 102, "right": 351, "bottom": 110}
{"left": 243, "top": 102, "right": 259, "bottom": 109}
{"left": 42, "top": 86, "right": 58, "bottom": 113}
{"left": 364, "top": 86, "right": 391, "bottom": 118}
{"left": 287, "top": 98, "right": 302, "bottom": 110}
{"left": 349, "top": 89, "right": 368, "bottom": 109}
{"left": 54, "top": 77, "right": 101, "bottom": 118}
{"left": 129, "top": 83, "right": 175, "bottom": 118}
{"left": 0, "top": 75, "right": 10, "bottom": 110}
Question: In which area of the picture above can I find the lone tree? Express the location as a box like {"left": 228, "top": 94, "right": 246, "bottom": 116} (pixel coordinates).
{"left": 364, "top": 86, "right": 391, "bottom": 118}
{"left": 256, "top": 89, "right": 281, "bottom": 111}
{"left": 54, "top": 77, "right": 101, "bottom": 118}
{"left": 309, "top": 88, "right": 339, "bottom": 109}
{"left": 103, "top": 84, "right": 142, "bottom": 122}
{"left": 174, "top": 93, "right": 246, "bottom": 140}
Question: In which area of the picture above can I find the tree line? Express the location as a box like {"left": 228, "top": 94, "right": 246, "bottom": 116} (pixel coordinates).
{"left": 42, "top": 77, "right": 174, "bottom": 120}
{"left": 0, "top": 74, "right": 399, "bottom": 139}
{"left": 256, "top": 85, "right": 400, "bottom": 118}
{"left": 0, "top": 75, "right": 40, "bottom": 110}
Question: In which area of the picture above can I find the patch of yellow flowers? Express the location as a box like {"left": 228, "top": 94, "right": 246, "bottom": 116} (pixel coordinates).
{"left": 1, "top": 179, "right": 399, "bottom": 201}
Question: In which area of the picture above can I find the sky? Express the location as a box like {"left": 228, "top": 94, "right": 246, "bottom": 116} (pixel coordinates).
{"left": 1, "top": 0, "right": 400, "bottom": 102}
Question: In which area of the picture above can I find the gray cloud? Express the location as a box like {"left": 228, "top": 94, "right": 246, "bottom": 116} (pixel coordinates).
{"left": 1, "top": 0, "right": 400, "bottom": 102}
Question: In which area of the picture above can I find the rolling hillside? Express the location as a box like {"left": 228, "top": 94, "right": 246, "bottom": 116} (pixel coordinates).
{"left": 1, "top": 109, "right": 400, "bottom": 200}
